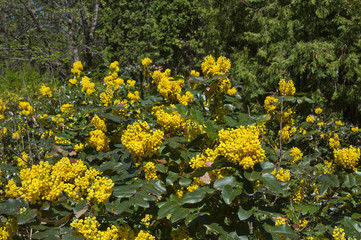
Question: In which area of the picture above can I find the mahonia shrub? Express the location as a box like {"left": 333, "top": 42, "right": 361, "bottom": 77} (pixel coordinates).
{"left": 0, "top": 56, "right": 359, "bottom": 239}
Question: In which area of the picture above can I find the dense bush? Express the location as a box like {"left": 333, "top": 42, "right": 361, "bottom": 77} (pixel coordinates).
{"left": 0, "top": 56, "right": 360, "bottom": 239}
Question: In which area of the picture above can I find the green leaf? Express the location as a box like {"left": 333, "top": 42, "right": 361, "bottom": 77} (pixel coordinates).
{"left": 319, "top": 174, "right": 339, "bottom": 187}
{"left": 0, "top": 198, "right": 21, "bottom": 215}
{"left": 62, "top": 233, "right": 83, "bottom": 240}
{"left": 214, "top": 176, "right": 237, "bottom": 190}
{"left": 158, "top": 200, "right": 178, "bottom": 219}
{"left": 238, "top": 206, "right": 253, "bottom": 221}
{"left": 181, "top": 188, "right": 208, "bottom": 204}
{"left": 166, "top": 171, "right": 179, "bottom": 185}
{"left": 17, "top": 209, "right": 37, "bottom": 225}
{"left": 222, "top": 185, "right": 242, "bottom": 205}
{"left": 344, "top": 173, "right": 356, "bottom": 188}
{"left": 261, "top": 173, "right": 284, "bottom": 193}
{"left": 244, "top": 171, "right": 260, "bottom": 181}
{"left": 31, "top": 229, "right": 60, "bottom": 239}
{"left": 238, "top": 113, "right": 252, "bottom": 126}
{"left": 113, "top": 185, "right": 137, "bottom": 198}
{"left": 205, "top": 120, "right": 218, "bottom": 140}
{"left": 171, "top": 207, "right": 188, "bottom": 223}
{"left": 224, "top": 115, "right": 238, "bottom": 127}
{"left": 130, "top": 194, "right": 149, "bottom": 208}
{"left": 99, "top": 113, "right": 123, "bottom": 123}
{"left": 179, "top": 178, "right": 192, "bottom": 187}
{"left": 270, "top": 224, "right": 298, "bottom": 239}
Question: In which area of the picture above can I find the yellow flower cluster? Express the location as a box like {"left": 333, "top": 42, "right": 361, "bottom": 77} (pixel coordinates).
{"left": 118, "top": 225, "right": 135, "bottom": 240}
{"left": 279, "top": 125, "right": 297, "bottom": 143}
{"left": 0, "top": 218, "right": 17, "bottom": 240}
{"left": 54, "top": 136, "right": 71, "bottom": 145}
{"left": 190, "top": 70, "right": 200, "bottom": 76}
{"left": 278, "top": 79, "right": 296, "bottom": 96}
{"left": 171, "top": 226, "right": 193, "bottom": 240}
{"left": 40, "top": 85, "right": 52, "bottom": 97}
{"left": 19, "top": 102, "right": 34, "bottom": 116}
{"left": 152, "top": 70, "right": 193, "bottom": 105}
{"left": 201, "top": 55, "right": 231, "bottom": 79}
{"left": 264, "top": 96, "right": 279, "bottom": 113}
{"left": 351, "top": 126, "right": 359, "bottom": 133}
{"left": 0, "top": 127, "right": 7, "bottom": 138}
{"left": 0, "top": 99, "right": 6, "bottom": 113}
{"left": 289, "top": 147, "right": 303, "bottom": 163}
{"left": 153, "top": 108, "right": 186, "bottom": 134}
{"left": 73, "top": 143, "right": 85, "bottom": 152}
{"left": 127, "top": 80, "right": 136, "bottom": 88}
{"left": 201, "top": 55, "right": 236, "bottom": 96}
{"left": 274, "top": 217, "right": 286, "bottom": 226}
{"left": 143, "top": 162, "right": 158, "bottom": 180}
{"left": 17, "top": 151, "right": 30, "bottom": 168}
{"left": 100, "top": 87, "right": 114, "bottom": 106}
{"left": 5, "top": 179, "right": 18, "bottom": 198}
{"left": 71, "top": 217, "right": 119, "bottom": 240}
{"left": 141, "top": 214, "right": 152, "bottom": 227}
{"left": 69, "top": 78, "right": 77, "bottom": 86}
{"left": 121, "top": 121, "right": 164, "bottom": 162}
{"left": 91, "top": 115, "right": 107, "bottom": 132}
{"left": 142, "top": 58, "right": 152, "bottom": 68}
{"left": 113, "top": 99, "right": 128, "bottom": 117}
{"left": 271, "top": 168, "right": 291, "bottom": 182}
{"left": 127, "top": 91, "right": 140, "bottom": 104}
{"left": 315, "top": 108, "right": 322, "bottom": 115}
{"left": 15, "top": 158, "right": 113, "bottom": 205}
{"left": 88, "top": 129, "right": 110, "bottom": 151}
{"left": 335, "top": 120, "right": 343, "bottom": 126}
{"left": 332, "top": 226, "right": 346, "bottom": 240}
{"left": 329, "top": 133, "right": 340, "bottom": 149}
{"left": 134, "top": 230, "right": 155, "bottom": 240}
{"left": 217, "top": 126, "right": 265, "bottom": 170}
{"left": 306, "top": 115, "right": 315, "bottom": 124}
{"left": 60, "top": 103, "right": 74, "bottom": 114}
{"left": 334, "top": 146, "right": 360, "bottom": 171}
{"left": 71, "top": 61, "right": 83, "bottom": 77}
{"left": 81, "top": 76, "right": 96, "bottom": 95}
{"left": 110, "top": 61, "right": 120, "bottom": 72}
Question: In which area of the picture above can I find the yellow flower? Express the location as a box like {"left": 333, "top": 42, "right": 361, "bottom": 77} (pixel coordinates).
{"left": 81, "top": 76, "right": 96, "bottom": 95}
{"left": 5, "top": 180, "right": 18, "bottom": 198}
{"left": 271, "top": 168, "right": 291, "bottom": 182}
{"left": 143, "top": 162, "right": 158, "bottom": 180}
{"left": 351, "top": 126, "right": 359, "bottom": 133}
{"left": 142, "top": 58, "right": 152, "bottom": 68}
{"left": 278, "top": 79, "right": 296, "bottom": 96}
{"left": 0, "top": 99, "right": 6, "bottom": 113}
{"left": 332, "top": 226, "right": 346, "bottom": 240}
{"left": 317, "top": 122, "right": 324, "bottom": 126}
{"left": 190, "top": 70, "right": 200, "bottom": 76}
{"left": 73, "top": 143, "right": 85, "bottom": 152}
{"left": 334, "top": 146, "right": 360, "bottom": 171}
{"left": 68, "top": 78, "right": 77, "bottom": 86}
{"left": 217, "top": 126, "right": 265, "bottom": 170}
{"left": 40, "top": 85, "right": 52, "bottom": 97}
{"left": 264, "top": 96, "right": 278, "bottom": 113}
{"left": 109, "top": 61, "right": 120, "bottom": 72}
{"left": 121, "top": 121, "right": 164, "bottom": 164}
{"left": 306, "top": 115, "right": 315, "bottom": 123}
{"left": 153, "top": 108, "right": 186, "bottom": 134}
{"left": 335, "top": 120, "right": 343, "bottom": 126}
{"left": 71, "top": 61, "right": 83, "bottom": 77}
{"left": 127, "top": 80, "right": 136, "bottom": 88}
{"left": 88, "top": 129, "right": 110, "bottom": 151}
{"left": 289, "top": 147, "right": 303, "bottom": 163}
{"left": 315, "top": 108, "right": 322, "bottom": 114}
{"left": 91, "top": 115, "right": 107, "bottom": 132}
{"left": 19, "top": 102, "right": 34, "bottom": 116}
{"left": 127, "top": 91, "right": 140, "bottom": 104}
